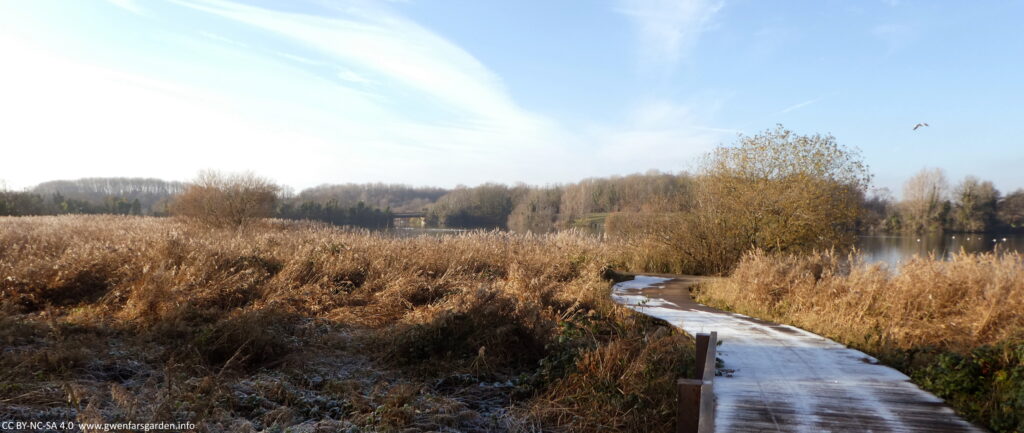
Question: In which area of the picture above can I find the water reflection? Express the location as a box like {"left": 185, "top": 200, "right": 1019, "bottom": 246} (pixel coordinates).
{"left": 856, "top": 233, "right": 1024, "bottom": 266}
{"left": 386, "top": 227, "right": 470, "bottom": 238}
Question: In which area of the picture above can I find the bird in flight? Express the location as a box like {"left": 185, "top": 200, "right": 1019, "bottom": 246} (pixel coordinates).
{"left": 913, "top": 122, "right": 929, "bottom": 130}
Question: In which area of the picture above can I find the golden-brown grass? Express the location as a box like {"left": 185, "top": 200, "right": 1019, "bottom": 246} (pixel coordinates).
{"left": 695, "top": 249, "right": 1024, "bottom": 431}
{"left": 696, "top": 249, "right": 1023, "bottom": 352}
{"left": 0, "top": 215, "right": 692, "bottom": 432}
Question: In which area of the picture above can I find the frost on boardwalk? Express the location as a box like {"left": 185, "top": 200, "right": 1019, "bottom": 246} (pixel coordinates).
{"left": 612, "top": 276, "right": 985, "bottom": 433}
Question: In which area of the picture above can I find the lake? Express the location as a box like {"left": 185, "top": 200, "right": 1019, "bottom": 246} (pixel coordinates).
{"left": 856, "top": 233, "right": 1024, "bottom": 266}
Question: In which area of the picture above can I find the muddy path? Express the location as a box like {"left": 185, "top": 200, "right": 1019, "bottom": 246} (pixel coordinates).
{"left": 612, "top": 275, "right": 986, "bottom": 433}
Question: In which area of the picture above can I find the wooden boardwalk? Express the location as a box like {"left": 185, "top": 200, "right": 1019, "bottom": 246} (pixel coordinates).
{"left": 612, "top": 275, "right": 987, "bottom": 433}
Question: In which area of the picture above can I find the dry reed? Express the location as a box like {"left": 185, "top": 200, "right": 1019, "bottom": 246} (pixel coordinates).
{"left": 0, "top": 215, "right": 691, "bottom": 432}
{"left": 696, "top": 249, "right": 1024, "bottom": 431}
{"left": 697, "top": 249, "right": 1024, "bottom": 351}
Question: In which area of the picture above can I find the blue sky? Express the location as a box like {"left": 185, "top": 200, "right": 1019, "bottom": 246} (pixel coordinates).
{"left": 0, "top": 0, "right": 1021, "bottom": 195}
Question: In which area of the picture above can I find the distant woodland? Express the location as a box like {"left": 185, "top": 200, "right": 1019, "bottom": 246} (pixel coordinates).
{"left": 1, "top": 178, "right": 185, "bottom": 216}
{"left": 3, "top": 169, "right": 1022, "bottom": 234}
{"left": 3, "top": 173, "right": 1023, "bottom": 234}
{"left": 2, "top": 133, "right": 1022, "bottom": 235}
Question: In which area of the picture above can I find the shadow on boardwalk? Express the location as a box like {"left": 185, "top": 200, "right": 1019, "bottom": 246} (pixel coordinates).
{"left": 611, "top": 274, "right": 988, "bottom": 433}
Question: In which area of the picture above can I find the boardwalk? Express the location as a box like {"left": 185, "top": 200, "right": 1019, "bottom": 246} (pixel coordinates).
{"left": 612, "top": 275, "right": 986, "bottom": 433}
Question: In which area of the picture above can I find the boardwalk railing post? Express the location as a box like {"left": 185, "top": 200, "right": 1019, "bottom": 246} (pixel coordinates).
{"left": 695, "top": 333, "right": 711, "bottom": 380}
{"left": 677, "top": 379, "right": 702, "bottom": 433}
{"left": 679, "top": 331, "right": 717, "bottom": 433}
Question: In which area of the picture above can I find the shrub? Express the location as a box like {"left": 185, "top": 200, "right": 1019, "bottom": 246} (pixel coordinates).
{"left": 170, "top": 170, "right": 279, "bottom": 227}
{"left": 608, "top": 125, "right": 871, "bottom": 274}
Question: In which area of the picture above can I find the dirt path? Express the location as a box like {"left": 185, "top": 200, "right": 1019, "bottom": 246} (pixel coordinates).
{"left": 612, "top": 275, "right": 986, "bottom": 433}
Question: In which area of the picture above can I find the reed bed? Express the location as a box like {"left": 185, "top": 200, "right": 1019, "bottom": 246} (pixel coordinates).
{"left": 0, "top": 215, "right": 692, "bottom": 433}
{"left": 696, "top": 249, "right": 1024, "bottom": 432}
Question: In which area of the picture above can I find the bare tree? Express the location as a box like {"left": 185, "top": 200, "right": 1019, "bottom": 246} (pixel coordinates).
{"left": 296, "top": 183, "right": 447, "bottom": 212}
{"left": 997, "top": 189, "right": 1024, "bottom": 230}
{"left": 507, "top": 187, "right": 562, "bottom": 233}
{"left": 951, "top": 176, "right": 999, "bottom": 232}
{"left": 860, "top": 187, "right": 901, "bottom": 233}
{"left": 901, "top": 168, "right": 950, "bottom": 233}
{"left": 170, "top": 170, "right": 280, "bottom": 227}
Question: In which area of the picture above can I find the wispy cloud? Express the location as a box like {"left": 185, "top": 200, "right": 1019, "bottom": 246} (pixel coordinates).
{"left": 196, "top": 30, "right": 249, "bottom": 49}
{"left": 615, "top": 0, "right": 722, "bottom": 70}
{"left": 171, "top": 0, "right": 541, "bottom": 132}
{"left": 778, "top": 91, "right": 840, "bottom": 115}
{"left": 336, "top": 68, "right": 375, "bottom": 86}
{"left": 779, "top": 97, "right": 822, "bottom": 114}
{"left": 1, "top": 0, "right": 729, "bottom": 188}
{"left": 103, "top": 0, "right": 145, "bottom": 15}
{"left": 164, "top": 0, "right": 730, "bottom": 182}
{"left": 590, "top": 100, "right": 732, "bottom": 174}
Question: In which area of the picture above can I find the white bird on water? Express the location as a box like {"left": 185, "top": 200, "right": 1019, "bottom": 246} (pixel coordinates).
{"left": 913, "top": 122, "right": 929, "bottom": 130}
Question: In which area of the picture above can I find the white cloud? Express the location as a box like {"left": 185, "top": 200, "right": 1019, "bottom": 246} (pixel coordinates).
{"left": 171, "top": 0, "right": 544, "bottom": 132}
{"left": 337, "top": 68, "right": 376, "bottom": 86}
{"left": 103, "top": 0, "right": 145, "bottom": 15}
{"left": 616, "top": 0, "right": 722, "bottom": 70}
{"left": 196, "top": 31, "right": 250, "bottom": 49}
{"left": 0, "top": 35, "right": 343, "bottom": 189}
{"left": 588, "top": 100, "right": 732, "bottom": 174}
{"left": 1, "top": 0, "right": 728, "bottom": 189}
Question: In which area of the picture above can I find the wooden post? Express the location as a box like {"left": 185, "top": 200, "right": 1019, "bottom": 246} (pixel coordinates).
{"left": 699, "top": 382, "right": 715, "bottom": 433}
{"left": 677, "top": 379, "right": 703, "bottom": 433}
{"left": 680, "top": 332, "right": 718, "bottom": 432}
{"left": 695, "top": 333, "right": 711, "bottom": 380}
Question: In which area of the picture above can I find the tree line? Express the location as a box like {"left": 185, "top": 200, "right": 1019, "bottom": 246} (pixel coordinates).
{"left": 423, "top": 160, "right": 1022, "bottom": 237}
{"left": 1, "top": 177, "right": 183, "bottom": 216}
{"left": 165, "top": 171, "right": 395, "bottom": 229}
{"left": 0, "top": 190, "right": 144, "bottom": 216}
{"left": 424, "top": 171, "right": 694, "bottom": 232}
{"left": 0, "top": 175, "right": 395, "bottom": 229}
{"left": 862, "top": 168, "right": 1024, "bottom": 234}
{"left": 295, "top": 183, "right": 447, "bottom": 213}
{"left": 3, "top": 127, "right": 1022, "bottom": 243}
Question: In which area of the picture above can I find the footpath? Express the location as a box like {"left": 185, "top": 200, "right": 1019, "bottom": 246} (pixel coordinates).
{"left": 612, "top": 275, "right": 986, "bottom": 433}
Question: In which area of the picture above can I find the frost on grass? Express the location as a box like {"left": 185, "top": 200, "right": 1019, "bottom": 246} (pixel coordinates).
{"left": 0, "top": 215, "right": 691, "bottom": 433}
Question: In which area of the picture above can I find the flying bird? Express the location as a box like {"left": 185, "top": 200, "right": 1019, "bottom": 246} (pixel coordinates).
{"left": 913, "top": 122, "right": 929, "bottom": 130}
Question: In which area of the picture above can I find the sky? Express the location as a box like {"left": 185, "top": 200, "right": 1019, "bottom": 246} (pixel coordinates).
{"left": 0, "top": 0, "right": 1021, "bottom": 195}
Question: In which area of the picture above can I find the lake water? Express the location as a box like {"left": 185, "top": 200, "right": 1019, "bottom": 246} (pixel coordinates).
{"left": 856, "top": 233, "right": 1024, "bottom": 266}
